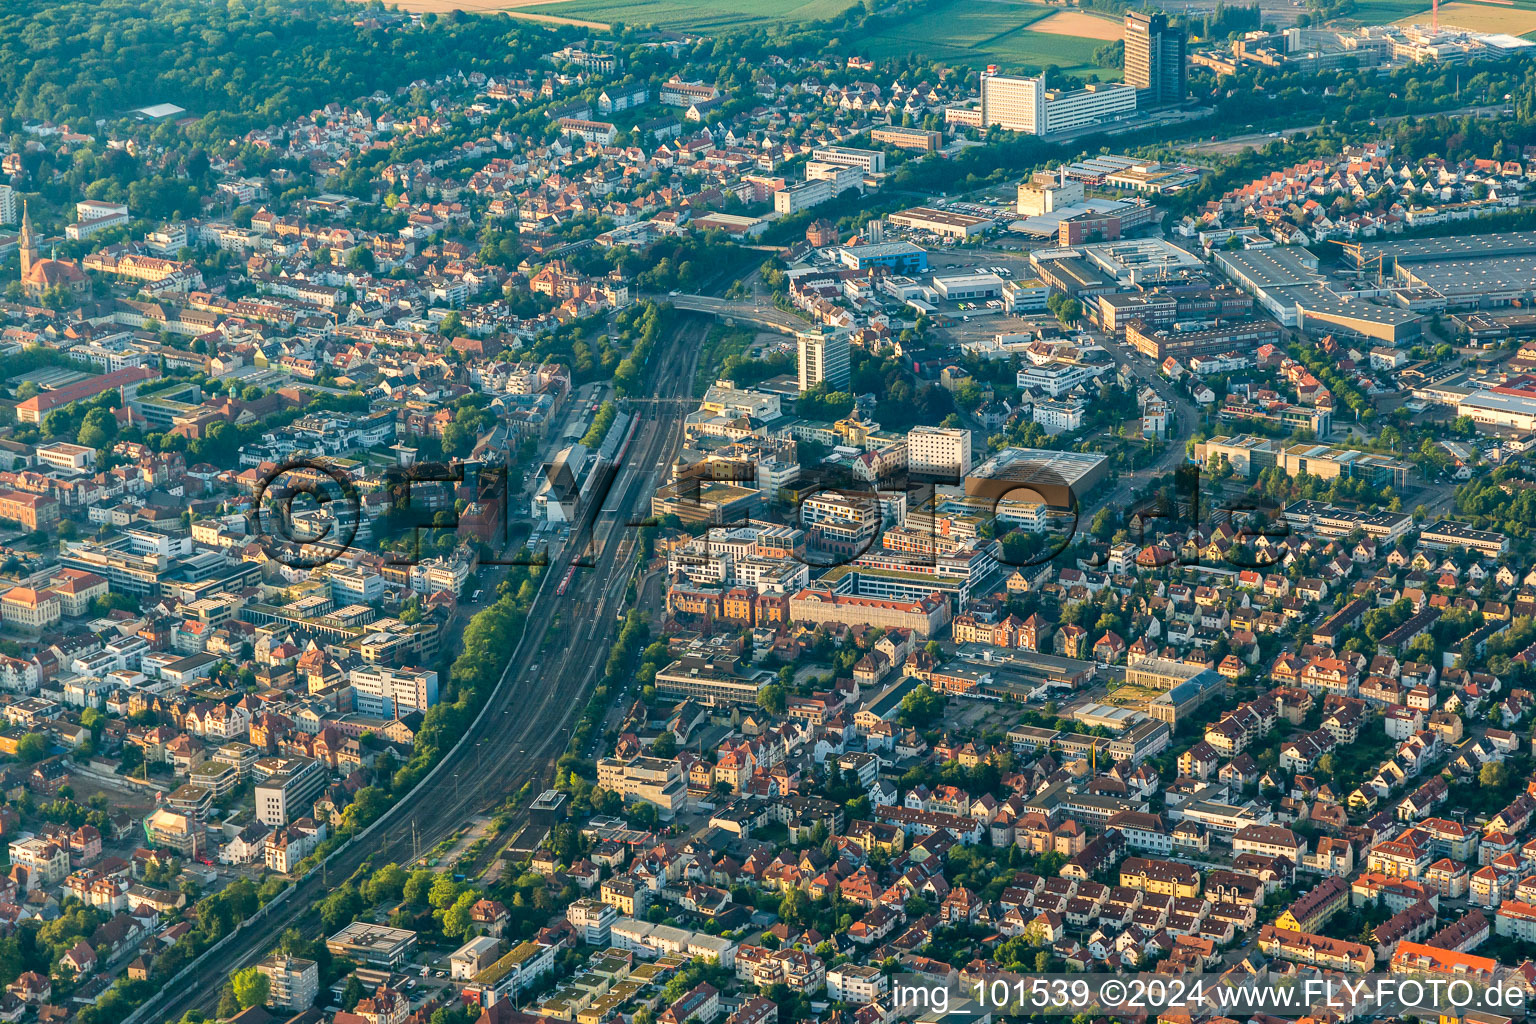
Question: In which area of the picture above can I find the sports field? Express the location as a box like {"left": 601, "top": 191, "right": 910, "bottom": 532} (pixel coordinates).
{"left": 1392, "top": 0, "right": 1536, "bottom": 32}
{"left": 858, "top": 0, "right": 1119, "bottom": 76}
{"left": 534, "top": 0, "right": 855, "bottom": 31}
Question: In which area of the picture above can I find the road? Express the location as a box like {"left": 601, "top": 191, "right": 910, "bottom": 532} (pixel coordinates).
{"left": 1081, "top": 337, "right": 1205, "bottom": 520}
{"left": 141, "top": 318, "right": 705, "bottom": 1023}
{"left": 661, "top": 292, "right": 807, "bottom": 334}
{"left": 1185, "top": 104, "right": 1508, "bottom": 157}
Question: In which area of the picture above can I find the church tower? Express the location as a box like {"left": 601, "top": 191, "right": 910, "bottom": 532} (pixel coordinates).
{"left": 17, "top": 202, "right": 37, "bottom": 283}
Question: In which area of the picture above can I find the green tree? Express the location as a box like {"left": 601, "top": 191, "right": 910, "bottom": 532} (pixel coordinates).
{"left": 232, "top": 967, "right": 270, "bottom": 1009}
{"left": 403, "top": 868, "right": 435, "bottom": 904}
{"left": 16, "top": 733, "right": 48, "bottom": 762}
{"left": 442, "top": 891, "right": 477, "bottom": 939}
{"left": 341, "top": 976, "right": 365, "bottom": 1011}
{"left": 757, "top": 684, "right": 786, "bottom": 716}
{"left": 428, "top": 873, "right": 461, "bottom": 910}
{"left": 1480, "top": 761, "right": 1510, "bottom": 789}
{"left": 364, "top": 863, "right": 409, "bottom": 904}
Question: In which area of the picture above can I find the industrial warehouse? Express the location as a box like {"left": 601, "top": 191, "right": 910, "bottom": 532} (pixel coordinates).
{"left": 1361, "top": 231, "right": 1536, "bottom": 308}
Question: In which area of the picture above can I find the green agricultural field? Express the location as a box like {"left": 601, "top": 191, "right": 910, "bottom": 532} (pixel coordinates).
{"left": 857, "top": 0, "right": 1118, "bottom": 77}
{"left": 1348, "top": 0, "right": 1536, "bottom": 26}
{"left": 537, "top": 0, "right": 855, "bottom": 31}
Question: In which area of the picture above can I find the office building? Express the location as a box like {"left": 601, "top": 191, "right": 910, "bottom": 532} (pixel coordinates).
{"left": 653, "top": 656, "right": 773, "bottom": 706}
{"left": 1125, "top": 12, "right": 1187, "bottom": 107}
{"left": 839, "top": 241, "right": 928, "bottom": 273}
{"left": 811, "top": 146, "right": 886, "bottom": 173}
{"left": 774, "top": 178, "right": 834, "bottom": 215}
{"left": 325, "top": 922, "right": 418, "bottom": 967}
{"left": 797, "top": 327, "right": 850, "bottom": 391}
{"left": 349, "top": 666, "right": 439, "bottom": 717}
{"left": 596, "top": 755, "right": 689, "bottom": 819}
{"left": 253, "top": 756, "right": 328, "bottom": 826}
{"left": 907, "top": 426, "right": 972, "bottom": 478}
{"left": 980, "top": 73, "right": 1136, "bottom": 136}
{"left": 980, "top": 73, "right": 1044, "bottom": 133}
{"left": 871, "top": 125, "right": 943, "bottom": 152}
{"left": 888, "top": 206, "right": 995, "bottom": 239}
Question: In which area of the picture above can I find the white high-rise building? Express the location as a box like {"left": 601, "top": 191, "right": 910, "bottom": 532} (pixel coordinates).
{"left": 980, "top": 74, "right": 1043, "bottom": 134}
{"left": 908, "top": 426, "right": 973, "bottom": 479}
{"left": 0, "top": 185, "right": 15, "bottom": 227}
{"left": 979, "top": 73, "right": 1136, "bottom": 136}
{"left": 797, "top": 328, "right": 851, "bottom": 392}
{"left": 349, "top": 665, "right": 439, "bottom": 717}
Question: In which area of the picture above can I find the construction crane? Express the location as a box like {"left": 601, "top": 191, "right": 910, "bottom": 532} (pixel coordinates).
{"left": 1330, "top": 239, "right": 1384, "bottom": 286}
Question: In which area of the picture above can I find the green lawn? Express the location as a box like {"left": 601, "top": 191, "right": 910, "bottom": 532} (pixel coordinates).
{"left": 538, "top": 0, "right": 856, "bottom": 30}
{"left": 857, "top": 0, "right": 1114, "bottom": 77}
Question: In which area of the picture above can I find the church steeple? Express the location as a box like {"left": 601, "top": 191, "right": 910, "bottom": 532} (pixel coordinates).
{"left": 17, "top": 201, "right": 37, "bottom": 282}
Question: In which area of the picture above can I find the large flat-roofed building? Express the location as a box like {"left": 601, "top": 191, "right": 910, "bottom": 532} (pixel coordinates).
{"left": 596, "top": 755, "right": 688, "bottom": 819}
{"left": 326, "top": 922, "right": 418, "bottom": 967}
{"left": 1018, "top": 169, "right": 1085, "bottom": 216}
{"left": 1418, "top": 519, "right": 1508, "bottom": 558}
{"left": 1070, "top": 701, "right": 1147, "bottom": 733}
{"left": 774, "top": 178, "right": 834, "bottom": 215}
{"left": 1031, "top": 254, "right": 1118, "bottom": 298}
{"left": 1016, "top": 361, "right": 1109, "bottom": 397}
{"left": 349, "top": 666, "right": 439, "bottom": 717}
{"left": 789, "top": 588, "right": 950, "bottom": 638}
{"left": 821, "top": 546, "right": 993, "bottom": 610}
{"left": 253, "top": 756, "right": 328, "bottom": 827}
{"left": 1295, "top": 286, "right": 1422, "bottom": 345}
{"left": 838, "top": 241, "right": 928, "bottom": 273}
{"left": 1056, "top": 200, "right": 1164, "bottom": 245}
{"left": 933, "top": 272, "right": 1003, "bottom": 300}
{"left": 1036, "top": 238, "right": 1201, "bottom": 289}
{"left": 1125, "top": 317, "right": 1281, "bottom": 361}
{"left": 968, "top": 447, "right": 1109, "bottom": 508}
{"left": 1215, "top": 247, "right": 1421, "bottom": 342}
{"left": 1148, "top": 669, "right": 1227, "bottom": 725}
{"left": 980, "top": 73, "right": 1137, "bottom": 135}
{"left": 980, "top": 73, "right": 1045, "bottom": 133}
{"left": 1124, "top": 656, "right": 1209, "bottom": 691}
{"left": 1281, "top": 443, "right": 1411, "bottom": 489}
{"left": 466, "top": 940, "right": 558, "bottom": 1006}
{"left": 1282, "top": 500, "right": 1412, "bottom": 541}
{"left": 1039, "top": 82, "right": 1137, "bottom": 135}
{"left": 257, "top": 955, "right": 318, "bottom": 1012}
{"left": 1215, "top": 247, "right": 1324, "bottom": 326}
{"left": 1365, "top": 231, "right": 1536, "bottom": 308}
{"left": 871, "top": 125, "right": 943, "bottom": 152}
{"left": 1078, "top": 237, "right": 1203, "bottom": 284}
{"left": 811, "top": 146, "right": 885, "bottom": 173}
{"left": 653, "top": 655, "right": 773, "bottom": 705}
{"left": 1458, "top": 383, "right": 1536, "bottom": 432}
{"left": 1195, "top": 436, "right": 1410, "bottom": 489}
{"left": 650, "top": 479, "right": 761, "bottom": 527}
{"left": 888, "top": 206, "right": 995, "bottom": 239}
